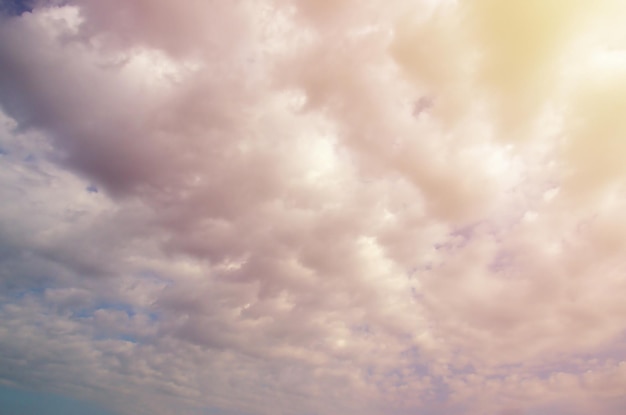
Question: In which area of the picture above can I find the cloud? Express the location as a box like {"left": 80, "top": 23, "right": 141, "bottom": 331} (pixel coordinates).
{"left": 1, "top": 1, "right": 626, "bottom": 415}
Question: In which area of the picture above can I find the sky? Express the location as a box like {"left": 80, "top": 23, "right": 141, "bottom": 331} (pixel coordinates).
{"left": 1, "top": 1, "right": 626, "bottom": 415}
{"left": 0, "top": 384, "right": 118, "bottom": 415}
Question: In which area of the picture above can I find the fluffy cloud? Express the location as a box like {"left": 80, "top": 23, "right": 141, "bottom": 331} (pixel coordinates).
{"left": 1, "top": 1, "right": 626, "bottom": 415}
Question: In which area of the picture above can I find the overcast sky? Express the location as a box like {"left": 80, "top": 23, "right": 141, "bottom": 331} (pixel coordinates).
{"left": 1, "top": 1, "right": 626, "bottom": 414}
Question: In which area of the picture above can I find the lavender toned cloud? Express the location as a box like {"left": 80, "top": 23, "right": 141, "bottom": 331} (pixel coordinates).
{"left": 2, "top": 1, "right": 626, "bottom": 415}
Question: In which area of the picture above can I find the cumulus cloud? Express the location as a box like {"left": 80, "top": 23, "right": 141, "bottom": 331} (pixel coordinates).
{"left": 1, "top": 1, "right": 626, "bottom": 415}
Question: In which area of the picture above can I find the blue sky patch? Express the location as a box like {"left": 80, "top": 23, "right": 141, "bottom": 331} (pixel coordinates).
{"left": 0, "top": 0, "right": 33, "bottom": 16}
{"left": 0, "top": 384, "right": 120, "bottom": 415}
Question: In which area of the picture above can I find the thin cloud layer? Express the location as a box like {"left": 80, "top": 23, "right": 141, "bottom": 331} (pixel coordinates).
{"left": 1, "top": 1, "right": 626, "bottom": 415}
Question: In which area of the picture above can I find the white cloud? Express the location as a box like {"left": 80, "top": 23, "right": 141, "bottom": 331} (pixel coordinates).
{"left": 1, "top": 1, "right": 626, "bottom": 415}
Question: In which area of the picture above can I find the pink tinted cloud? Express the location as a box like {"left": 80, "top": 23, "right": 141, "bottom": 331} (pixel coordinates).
{"left": 1, "top": 1, "right": 626, "bottom": 415}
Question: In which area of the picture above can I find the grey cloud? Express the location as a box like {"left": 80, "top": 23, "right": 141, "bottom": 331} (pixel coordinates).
{"left": 2, "top": 2, "right": 626, "bottom": 415}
